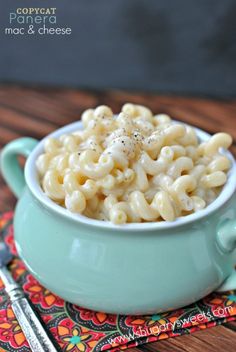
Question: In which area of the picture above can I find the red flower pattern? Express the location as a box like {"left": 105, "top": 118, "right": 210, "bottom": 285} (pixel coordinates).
{"left": 23, "top": 275, "right": 64, "bottom": 309}
{"left": 75, "top": 306, "right": 117, "bottom": 326}
{"left": 51, "top": 318, "right": 101, "bottom": 352}
{"left": 0, "top": 306, "right": 29, "bottom": 349}
{"left": 4, "top": 224, "right": 17, "bottom": 256}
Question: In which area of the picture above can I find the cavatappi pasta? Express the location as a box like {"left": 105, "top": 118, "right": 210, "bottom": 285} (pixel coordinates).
{"left": 36, "top": 104, "right": 233, "bottom": 224}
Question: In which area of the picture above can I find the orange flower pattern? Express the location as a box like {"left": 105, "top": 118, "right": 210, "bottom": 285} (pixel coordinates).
{"left": 23, "top": 275, "right": 64, "bottom": 311}
{"left": 0, "top": 306, "right": 29, "bottom": 351}
{"left": 0, "top": 212, "right": 235, "bottom": 352}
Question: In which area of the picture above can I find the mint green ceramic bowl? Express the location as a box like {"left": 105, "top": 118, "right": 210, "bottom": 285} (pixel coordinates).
{"left": 1, "top": 121, "right": 236, "bottom": 315}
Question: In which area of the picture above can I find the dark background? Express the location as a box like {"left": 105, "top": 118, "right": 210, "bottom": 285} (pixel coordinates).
{"left": 0, "top": 0, "right": 235, "bottom": 97}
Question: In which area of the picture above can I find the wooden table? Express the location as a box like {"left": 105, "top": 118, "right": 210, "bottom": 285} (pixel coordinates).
{"left": 0, "top": 85, "right": 236, "bottom": 351}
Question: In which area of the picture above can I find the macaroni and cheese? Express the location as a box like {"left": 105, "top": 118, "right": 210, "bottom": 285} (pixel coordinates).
{"left": 36, "top": 104, "right": 233, "bottom": 224}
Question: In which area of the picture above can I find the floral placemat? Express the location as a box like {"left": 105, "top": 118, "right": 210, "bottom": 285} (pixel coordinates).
{"left": 0, "top": 211, "right": 235, "bottom": 352}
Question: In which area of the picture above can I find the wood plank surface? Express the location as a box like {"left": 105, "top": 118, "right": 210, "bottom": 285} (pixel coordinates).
{"left": 0, "top": 84, "right": 236, "bottom": 351}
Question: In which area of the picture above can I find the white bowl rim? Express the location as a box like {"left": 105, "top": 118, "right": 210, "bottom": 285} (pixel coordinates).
{"left": 25, "top": 120, "right": 236, "bottom": 231}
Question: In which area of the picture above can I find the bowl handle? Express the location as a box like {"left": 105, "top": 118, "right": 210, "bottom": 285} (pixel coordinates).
{"left": 216, "top": 219, "right": 236, "bottom": 291}
{"left": 0, "top": 138, "right": 38, "bottom": 199}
